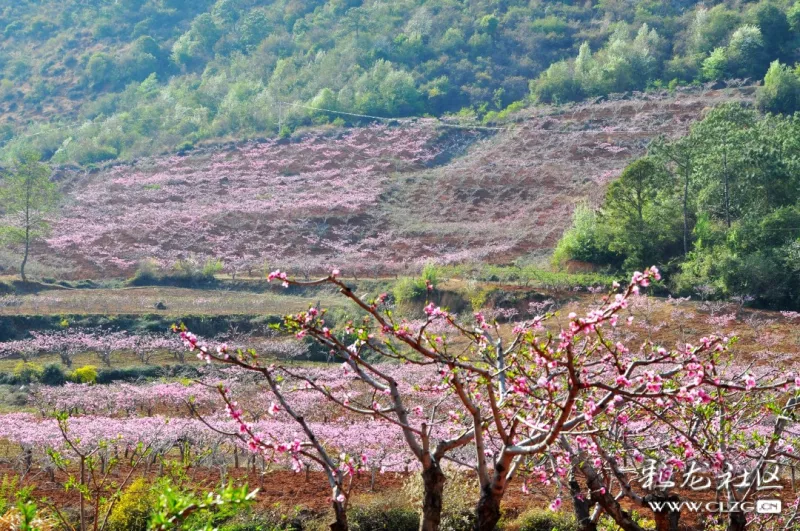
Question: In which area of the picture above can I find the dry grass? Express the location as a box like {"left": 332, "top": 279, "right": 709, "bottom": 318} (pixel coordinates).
{"left": 386, "top": 88, "right": 754, "bottom": 263}
{"left": 0, "top": 286, "right": 339, "bottom": 316}
{"left": 554, "top": 291, "right": 800, "bottom": 367}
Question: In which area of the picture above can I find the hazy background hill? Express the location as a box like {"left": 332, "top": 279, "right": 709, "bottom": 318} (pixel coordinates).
{"left": 0, "top": 0, "right": 798, "bottom": 166}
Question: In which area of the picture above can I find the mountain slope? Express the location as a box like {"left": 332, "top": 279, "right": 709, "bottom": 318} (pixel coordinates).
{"left": 33, "top": 87, "right": 752, "bottom": 279}
{"left": 0, "top": 0, "right": 793, "bottom": 167}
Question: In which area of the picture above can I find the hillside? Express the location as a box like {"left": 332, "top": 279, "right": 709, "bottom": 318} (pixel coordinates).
{"left": 0, "top": 0, "right": 797, "bottom": 167}
{"left": 31, "top": 87, "right": 752, "bottom": 279}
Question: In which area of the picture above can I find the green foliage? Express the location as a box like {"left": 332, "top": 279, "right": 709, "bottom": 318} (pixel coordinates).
{"left": 515, "top": 508, "right": 578, "bottom": 531}
{"left": 74, "top": 144, "right": 119, "bottom": 165}
{"left": 133, "top": 258, "right": 160, "bottom": 284}
{"left": 348, "top": 506, "right": 419, "bottom": 531}
{"left": 597, "top": 511, "right": 656, "bottom": 530}
{"left": 150, "top": 482, "right": 257, "bottom": 531}
{"left": 725, "top": 25, "right": 766, "bottom": 79}
{"left": 71, "top": 365, "right": 98, "bottom": 384}
{"left": 420, "top": 263, "right": 439, "bottom": 290}
{"left": 127, "top": 257, "right": 221, "bottom": 287}
{"left": 747, "top": 2, "right": 791, "bottom": 59}
{"left": 5, "top": 0, "right": 800, "bottom": 165}
{"left": 96, "top": 365, "right": 189, "bottom": 384}
{"left": 13, "top": 361, "right": 43, "bottom": 384}
{"left": 688, "top": 6, "right": 741, "bottom": 55}
{"left": 789, "top": 2, "right": 800, "bottom": 32}
{"left": 530, "top": 23, "right": 664, "bottom": 102}
{"left": 0, "top": 474, "right": 19, "bottom": 514}
{"left": 107, "top": 478, "right": 155, "bottom": 531}
{"left": 392, "top": 277, "right": 427, "bottom": 306}
{"left": 555, "top": 102, "right": 800, "bottom": 307}
{"left": 40, "top": 364, "right": 67, "bottom": 386}
{"left": 553, "top": 203, "right": 618, "bottom": 267}
{"left": 603, "top": 157, "right": 682, "bottom": 269}
{"left": 0, "top": 151, "right": 58, "bottom": 281}
{"left": 757, "top": 61, "right": 800, "bottom": 115}
{"left": 556, "top": 156, "right": 684, "bottom": 272}
{"left": 702, "top": 47, "right": 728, "bottom": 81}
{"left": 392, "top": 263, "right": 440, "bottom": 305}
{"left": 86, "top": 52, "right": 115, "bottom": 87}
{"left": 531, "top": 61, "right": 583, "bottom": 104}
{"left": 202, "top": 258, "right": 224, "bottom": 277}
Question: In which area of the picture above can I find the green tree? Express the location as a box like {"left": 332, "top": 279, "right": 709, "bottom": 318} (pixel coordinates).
{"left": 0, "top": 151, "right": 58, "bottom": 282}
{"left": 688, "top": 6, "right": 741, "bottom": 55}
{"left": 530, "top": 60, "right": 582, "bottom": 103}
{"left": 86, "top": 52, "right": 115, "bottom": 87}
{"left": 240, "top": 10, "right": 271, "bottom": 49}
{"left": 726, "top": 25, "right": 766, "bottom": 79}
{"left": 789, "top": 1, "right": 800, "bottom": 32}
{"left": 191, "top": 13, "right": 221, "bottom": 52}
{"left": 691, "top": 104, "right": 757, "bottom": 227}
{"left": 602, "top": 157, "right": 680, "bottom": 268}
{"left": 651, "top": 135, "right": 697, "bottom": 255}
{"left": 605, "top": 158, "right": 670, "bottom": 232}
{"left": 747, "top": 2, "right": 791, "bottom": 60}
{"left": 702, "top": 47, "right": 727, "bottom": 81}
{"left": 478, "top": 14, "right": 499, "bottom": 35}
{"left": 757, "top": 60, "right": 800, "bottom": 115}
{"left": 552, "top": 203, "right": 617, "bottom": 267}
{"left": 439, "top": 27, "right": 465, "bottom": 52}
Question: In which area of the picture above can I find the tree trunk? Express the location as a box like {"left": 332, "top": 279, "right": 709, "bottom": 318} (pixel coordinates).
{"left": 728, "top": 511, "right": 747, "bottom": 531}
{"left": 475, "top": 483, "right": 503, "bottom": 531}
{"left": 20, "top": 231, "right": 29, "bottom": 283}
{"left": 722, "top": 143, "right": 731, "bottom": 228}
{"left": 569, "top": 474, "right": 596, "bottom": 531}
{"left": 574, "top": 456, "right": 644, "bottom": 531}
{"left": 683, "top": 166, "right": 690, "bottom": 255}
{"left": 330, "top": 501, "right": 348, "bottom": 531}
{"left": 644, "top": 492, "right": 680, "bottom": 531}
{"left": 80, "top": 456, "right": 86, "bottom": 531}
{"left": 420, "top": 464, "right": 446, "bottom": 531}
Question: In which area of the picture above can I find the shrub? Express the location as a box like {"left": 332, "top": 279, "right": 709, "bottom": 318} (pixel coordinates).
{"left": 530, "top": 61, "right": 583, "bottom": 104}
{"left": 132, "top": 258, "right": 160, "bottom": 284}
{"left": 107, "top": 478, "right": 154, "bottom": 531}
{"left": 701, "top": 47, "right": 727, "bottom": 81}
{"left": 71, "top": 365, "right": 98, "bottom": 384}
{"left": 552, "top": 204, "right": 617, "bottom": 267}
{"left": 0, "top": 474, "right": 19, "bottom": 515}
{"left": 40, "top": 364, "right": 66, "bottom": 386}
{"left": 515, "top": 508, "right": 578, "bottom": 531}
{"left": 598, "top": 511, "right": 655, "bottom": 530}
{"left": 392, "top": 277, "right": 427, "bottom": 305}
{"left": 96, "top": 366, "right": 163, "bottom": 384}
{"left": 13, "top": 361, "right": 43, "bottom": 384}
{"left": 757, "top": 61, "right": 800, "bottom": 115}
{"left": 86, "top": 52, "right": 115, "bottom": 86}
{"left": 75, "top": 144, "right": 119, "bottom": 165}
{"left": 420, "top": 263, "right": 440, "bottom": 290}
{"left": 348, "top": 505, "right": 418, "bottom": 531}
{"left": 202, "top": 259, "right": 224, "bottom": 277}
{"left": 170, "top": 258, "right": 218, "bottom": 284}
{"left": 790, "top": 1, "right": 800, "bottom": 32}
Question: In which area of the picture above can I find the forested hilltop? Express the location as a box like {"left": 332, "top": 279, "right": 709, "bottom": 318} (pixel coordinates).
{"left": 1, "top": 0, "right": 800, "bottom": 166}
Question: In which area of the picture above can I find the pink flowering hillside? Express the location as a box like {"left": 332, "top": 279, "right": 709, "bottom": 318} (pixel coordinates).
{"left": 43, "top": 89, "right": 752, "bottom": 279}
